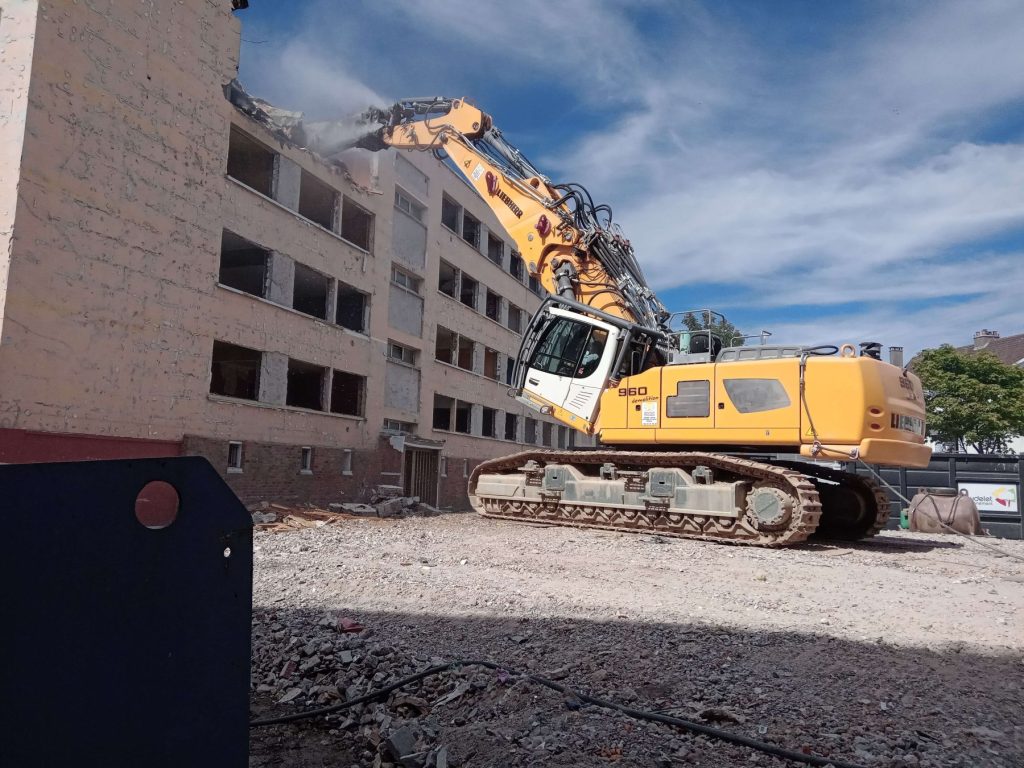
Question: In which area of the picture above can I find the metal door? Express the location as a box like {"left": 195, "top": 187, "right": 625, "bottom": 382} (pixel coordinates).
{"left": 404, "top": 448, "right": 439, "bottom": 506}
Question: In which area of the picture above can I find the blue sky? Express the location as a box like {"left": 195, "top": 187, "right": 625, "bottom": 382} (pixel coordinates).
{"left": 237, "top": 1, "right": 1024, "bottom": 355}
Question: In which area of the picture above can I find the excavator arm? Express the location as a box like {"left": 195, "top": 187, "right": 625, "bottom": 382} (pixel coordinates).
{"left": 362, "top": 98, "right": 666, "bottom": 331}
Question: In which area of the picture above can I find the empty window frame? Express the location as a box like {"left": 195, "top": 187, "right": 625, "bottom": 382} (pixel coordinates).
{"left": 455, "top": 400, "right": 473, "bottom": 434}
{"left": 292, "top": 263, "right": 330, "bottom": 319}
{"left": 287, "top": 359, "right": 326, "bottom": 410}
{"left": 341, "top": 196, "right": 374, "bottom": 251}
{"left": 441, "top": 195, "right": 460, "bottom": 232}
{"left": 435, "top": 326, "right": 457, "bottom": 365}
{"left": 341, "top": 449, "right": 353, "bottom": 474}
{"left": 509, "top": 252, "right": 525, "bottom": 282}
{"left": 298, "top": 170, "right": 338, "bottom": 229}
{"left": 219, "top": 230, "right": 268, "bottom": 297}
{"left": 484, "top": 348, "right": 499, "bottom": 380}
{"left": 542, "top": 422, "right": 553, "bottom": 447}
{"left": 394, "top": 188, "right": 425, "bottom": 222}
{"left": 457, "top": 336, "right": 475, "bottom": 371}
{"left": 487, "top": 235, "right": 504, "bottom": 266}
{"left": 524, "top": 417, "right": 538, "bottom": 444}
{"left": 227, "top": 441, "right": 243, "bottom": 471}
{"left": 507, "top": 305, "right": 524, "bottom": 334}
{"left": 300, "top": 446, "right": 313, "bottom": 473}
{"left": 557, "top": 426, "right": 568, "bottom": 449}
{"left": 485, "top": 289, "right": 502, "bottom": 322}
{"left": 529, "top": 275, "right": 543, "bottom": 296}
{"left": 460, "top": 273, "right": 478, "bottom": 309}
{"left": 505, "top": 357, "right": 516, "bottom": 385}
{"left": 481, "top": 407, "right": 497, "bottom": 438}
{"left": 336, "top": 283, "right": 368, "bottom": 333}
{"left": 210, "top": 341, "right": 261, "bottom": 401}
{"left": 433, "top": 394, "right": 454, "bottom": 431}
{"left": 226, "top": 127, "right": 274, "bottom": 196}
{"left": 504, "top": 413, "right": 518, "bottom": 441}
{"left": 388, "top": 341, "right": 417, "bottom": 365}
{"left": 438, "top": 260, "right": 459, "bottom": 298}
{"left": 330, "top": 370, "right": 366, "bottom": 417}
{"left": 391, "top": 264, "right": 421, "bottom": 293}
{"left": 461, "top": 211, "right": 481, "bottom": 249}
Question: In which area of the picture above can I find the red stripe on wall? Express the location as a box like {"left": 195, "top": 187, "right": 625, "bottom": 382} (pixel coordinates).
{"left": 0, "top": 429, "right": 182, "bottom": 463}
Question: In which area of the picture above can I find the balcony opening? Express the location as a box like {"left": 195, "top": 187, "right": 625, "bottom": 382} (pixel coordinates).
{"left": 341, "top": 196, "right": 374, "bottom": 251}
{"left": 219, "top": 230, "right": 268, "bottom": 297}
{"left": 439, "top": 260, "right": 459, "bottom": 298}
{"left": 462, "top": 212, "right": 480, "bottom": 249}
{"left": 484, "top": 348, "right": 499, "bottom": 380}
{"left": 455, "top": 401, "right": 473, "bottom": 434}
{"left": 504, "top": 413, "right": 518, "bottom": 441}
{"left": 226, "top": 127, "right": 274, "bottom": 196}
{"left": 433, "top": 394, "right": 454, "bottom": 431}
{"left": 457, "top": 336, "right": 475, "bottom": 371}
{"left": 210, "top": 340, "right": 261, "bottom": 401}
{"left": 330, "top": 370, "right": 366, "bottom": 417}
{"left": 293, "top": 263, "right": 330, "bottom": 319}
{"left": 487, "top": 235, "right": 504, "bottom": 266}
{"left": 287, "top": 359, "right": 326, "bottom": 411}
{"left": 298, "top": 170, "right": 338, "bottom": 230}
{"left": 485, "top": 289, "right": 501, "bottom": 322}
{"left": 435, "top": 327, "right": 457, "bottom": 365}
{"left": 336, "top": 283, "right": 367, "bottom": 333}
{"left": 460, "top": 274, "right": 478, "bottom": 309}
{"left": 441, "top": 195, "right": 460, "bottom": 232}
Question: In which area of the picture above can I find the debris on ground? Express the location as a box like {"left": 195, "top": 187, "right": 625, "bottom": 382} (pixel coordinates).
{"left": 248, "top": 489, "right": 442, "bottom": 531}
{"left": 250, "top": 515, "right": 1024, "bottom": 767}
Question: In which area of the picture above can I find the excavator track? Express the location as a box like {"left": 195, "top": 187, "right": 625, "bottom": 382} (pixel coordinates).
{"left": 767, "top": 460, "right": 892, "bottom": 541}
{"left": 469, "top": 450, "right": 823, "bottom": 547}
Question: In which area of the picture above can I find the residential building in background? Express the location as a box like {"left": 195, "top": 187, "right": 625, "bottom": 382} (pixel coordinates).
{"left": 0, "top": 1, "right": 568, "bottom": 508}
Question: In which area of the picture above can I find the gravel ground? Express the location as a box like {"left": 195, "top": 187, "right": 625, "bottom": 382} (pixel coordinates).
{"left": 249, "top": 514, "right": 1024, "bottom": 767}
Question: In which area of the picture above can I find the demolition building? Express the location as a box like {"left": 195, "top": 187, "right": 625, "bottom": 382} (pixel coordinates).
{"left": 0, "top": 1, "right": 568, "bottom": 508}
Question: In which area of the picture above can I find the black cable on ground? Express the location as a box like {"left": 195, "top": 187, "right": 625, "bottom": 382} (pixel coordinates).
{"left": 251, "top": 659, "right": 867, "bottom": 768}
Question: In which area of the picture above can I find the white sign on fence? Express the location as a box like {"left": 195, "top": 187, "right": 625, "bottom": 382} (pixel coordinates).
{"left": 957, "top": 482, "right": 1019, "bottom": 513}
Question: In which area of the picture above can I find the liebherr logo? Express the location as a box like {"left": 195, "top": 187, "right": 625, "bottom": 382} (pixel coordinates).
{"left": 485, "top": 171, "right": 523, "bottom": 218}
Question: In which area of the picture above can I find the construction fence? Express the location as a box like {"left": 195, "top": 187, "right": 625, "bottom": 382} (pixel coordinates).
{"left": 852, "top": 453, "right": 1023, "bottom": 540}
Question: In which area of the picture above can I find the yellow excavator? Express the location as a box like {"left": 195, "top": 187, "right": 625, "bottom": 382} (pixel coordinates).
{"left": 356, "top": 98, "right": 931, "bottom": 546}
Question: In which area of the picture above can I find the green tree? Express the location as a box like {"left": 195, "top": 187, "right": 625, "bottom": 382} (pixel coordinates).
{"left": 912, "top": 345, "right": 1024, "bottom": 453}
{"left": 681, "top": 311, "right": 745, "bottom": 347}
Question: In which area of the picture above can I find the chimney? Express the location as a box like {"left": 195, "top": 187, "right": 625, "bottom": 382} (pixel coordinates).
{"left": 888, "top": 346, "right": 904, "bottom": 368}
{"left": 973, "top": 329, "right": 1000, "bottom": 350}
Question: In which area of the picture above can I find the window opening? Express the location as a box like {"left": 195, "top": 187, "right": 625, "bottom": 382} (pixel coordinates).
{"left": 219, "top": 230, "right": 268, "bottom": 297}
{"left": 461, "top": 212, "right": 480, "bottom": 249}
{"left": 438, "top": 260, "right": 459, "bottom": 298}
{"left": 210, "top": 341, "right": 261, "bottom": 400}
{"left": 341, "top": 449, "right": 353, "bottom": 474}
{"left": 485, "top": 290, "right": 501, "bottom": 322}
{"left": 330, "top": 370, "right": 366, "bottom": 417}
{"left": 287, "top": 359, "right": 326, "bottom": 410}
{"left": 507, "top": 305, "right": 524, "bottom": 334}
{"left": 226, "top": 127, "right": 274, "bottom": 196}
{"left": 455, "top": 401, "right": 473, "bottom": 434}
{"left": 484, "top": 348, "right": 499, "bottom": 380}
{"left": 341, "top": 196, "right": 374, "bottom": 250}
{"left": 524, "top": 418, "right": 538, "bottom": 444}
{"left": 459, "top": 273, "right": 478, "bottom": 309}
{"left": 481, "top": 407, "right": 497, "bottom": 438}
{"left": 509, "top": 252, "right": 524, "bottom": 282}
{"left": 435, "top": 327, "right": 457, "bottom": 365}
{"left": 227, "top": 441, "right": 243, "bottom": 471}
{"left": 292, "top": 263, "right": 330, "bottom": 319}
{"left": 298, "top": 170, "right": 338, "bottom": 229}
{"left": 300, "top": 446, "right": 313, "bottom": 473}
{"left": 504, "top": 413, "right": 518, "bottom": 441}
{"left": 336, "top": 284, "right": 367, "bottom": 332}
{"left": 457, "top": 336, "right": 475, "bottom": 371}
{"left": 433, "top": 394, "right": 454, "bottom": 430}
{"left": 542, "top": 422, "right": 553, "bottom": 447}
{"left": 487, "top": 235, "right": 504, "bottom": 266}
{"left": 441, "top": 196, "right": 460, "bottom": 232}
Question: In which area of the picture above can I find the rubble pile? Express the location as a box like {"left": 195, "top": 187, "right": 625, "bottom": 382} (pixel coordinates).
{"left": 249, "top": 488, "right": 441, "bottom": 532}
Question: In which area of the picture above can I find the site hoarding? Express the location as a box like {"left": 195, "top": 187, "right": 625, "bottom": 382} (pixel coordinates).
{"left": 957, "top": 482, "right": 1019, "bottom": 513}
